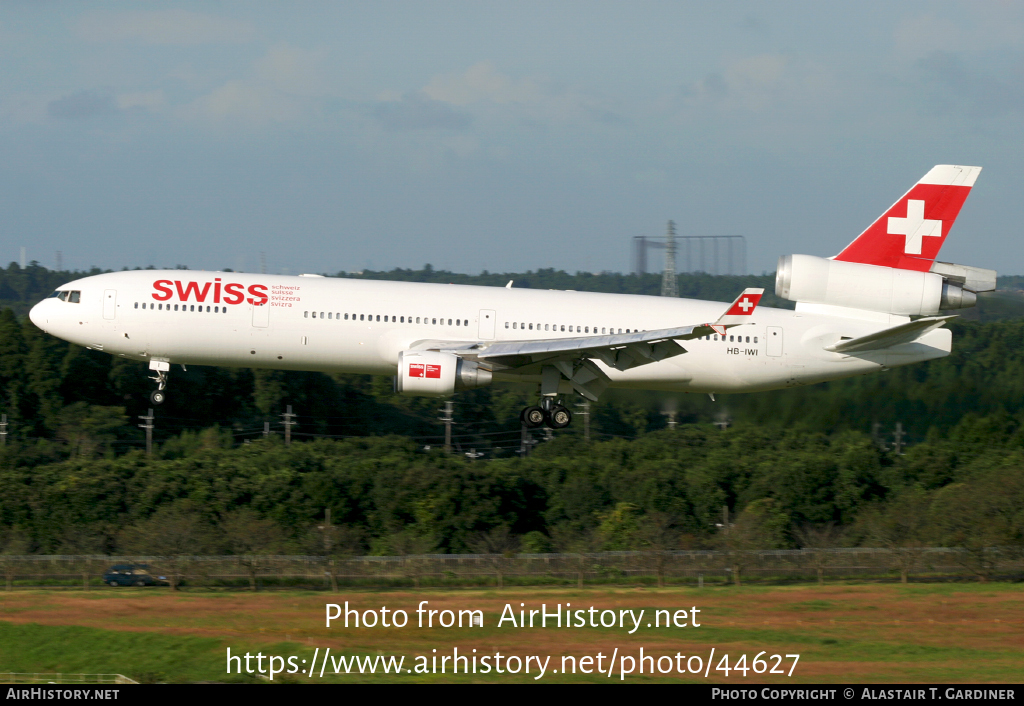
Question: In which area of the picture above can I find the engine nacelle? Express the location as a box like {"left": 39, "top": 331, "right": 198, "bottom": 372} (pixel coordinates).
{"left": 776, "top": 254, "right": 977, "bottom": 315}
{"left": 394, "top": 350, "right": 492, "bottom": 397}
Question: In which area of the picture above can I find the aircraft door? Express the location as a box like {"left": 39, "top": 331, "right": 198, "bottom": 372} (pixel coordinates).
{"left": 478, "top": 309, "right": 495, "bottom": 340}
{"left": 103, "top": 290, "right": 117, "bottom": 320}
{"left": 766, "top": 326, "right": 783, "bottom": 356}
{"left": 252, "top": 302, "right": 269, "bottom": 328}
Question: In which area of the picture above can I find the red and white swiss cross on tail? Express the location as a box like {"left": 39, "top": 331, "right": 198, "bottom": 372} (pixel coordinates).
{"left": 709, "top": 287, "right": 764, "bottom": 334}
{"left": 834, "top": 165, "right": 981, "bottom": 272}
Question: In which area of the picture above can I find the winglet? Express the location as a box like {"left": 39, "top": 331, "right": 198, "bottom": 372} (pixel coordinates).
{"left": 709, "top": 288, "right": 764, "bottom": 334}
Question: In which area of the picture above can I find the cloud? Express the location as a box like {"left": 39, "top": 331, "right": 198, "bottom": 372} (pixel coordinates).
{"left": 77, "top": 9, "right": 255, "bottom": 45}
{"left": 117, "top": 90, "right": 165, "bottom": 112}
{"left": 46, "top": 88, "right": 166, "bottom": 121}
{"left": 678, "top": 53, "right": 835, "bottom": 115}
{"left": 47, "top": 90, "right": 116, "bottom": 120}
{"left": 916, "top": 50, "right": 1024, "bottom": 116}
{"left": 423, "top": 61, "right": 544, "bottom": 106}
{"left": 179, "top": 44, "right": 325, "bottom": 126}
{"left": 183, "top": 81, "right": 302, "bottom": 125}
{"left": 421, "top": 61, "right": 624, "bottom": 125}
{"left": 893, "top": 11, "right": 1024, "bottom": 59}
{"left": 372, "top": 93, "right": 471, "bottom": 131}
{"left": 254, "top": 45, "right": 327, "bottom": 96}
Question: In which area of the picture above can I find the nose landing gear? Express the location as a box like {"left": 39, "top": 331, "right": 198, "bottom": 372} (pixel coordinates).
{"left": 148, "top": 364, "right": 169, "bottom": 406}
{"left": 520, "top": 399, "right": 573, "bottom": 429}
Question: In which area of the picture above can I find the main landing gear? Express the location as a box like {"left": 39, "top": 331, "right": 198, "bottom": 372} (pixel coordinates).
{"left": 520, "top": 398, "right": 572, "bottom": 429}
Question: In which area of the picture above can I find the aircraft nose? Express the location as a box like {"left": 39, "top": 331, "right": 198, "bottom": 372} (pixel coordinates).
{"left": 29, "top": 300, "right": 46, "bottom": 330}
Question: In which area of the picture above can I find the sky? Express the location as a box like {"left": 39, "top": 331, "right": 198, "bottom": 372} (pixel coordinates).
{"left": 1, "top": 1, "right": 1022, "bottom": 276}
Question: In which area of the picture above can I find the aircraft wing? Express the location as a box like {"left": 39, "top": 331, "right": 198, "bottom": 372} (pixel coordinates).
{"left": 416, "top": 288, "right": 764, "bottom": 399}
{"left": 825, "top": 315, "right": 956, "bottom": 354}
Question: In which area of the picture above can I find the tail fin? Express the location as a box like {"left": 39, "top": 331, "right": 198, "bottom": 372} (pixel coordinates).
{"left": 834, "top": 165, "right": 981, "bottom": 272}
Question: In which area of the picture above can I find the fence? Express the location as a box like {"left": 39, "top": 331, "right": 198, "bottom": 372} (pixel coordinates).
{"left": 0, "top": 674, "right": 137, "bottom": 685}
{"left": 1, "top": 548, "right": 1021, "bottom": 589}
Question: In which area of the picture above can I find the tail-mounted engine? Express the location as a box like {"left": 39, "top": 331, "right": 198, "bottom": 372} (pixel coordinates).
{"left": 394, "top": 350, "right": 492, "bottom": 397}
{"left": 776, "top": 254, "right": 996, "bottom": 316}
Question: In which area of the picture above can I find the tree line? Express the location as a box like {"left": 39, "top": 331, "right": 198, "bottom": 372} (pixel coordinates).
{"left": 0, "top": 415, "right": 1022, "bottom": 577}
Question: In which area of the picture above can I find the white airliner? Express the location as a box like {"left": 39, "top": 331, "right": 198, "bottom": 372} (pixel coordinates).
{"left": 30, "top": 165, "right": 994, "bottom": 429}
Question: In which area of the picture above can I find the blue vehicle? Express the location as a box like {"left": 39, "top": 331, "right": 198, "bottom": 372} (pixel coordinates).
{"left": 103, "top": 564, "right": 168, "bottom": 587}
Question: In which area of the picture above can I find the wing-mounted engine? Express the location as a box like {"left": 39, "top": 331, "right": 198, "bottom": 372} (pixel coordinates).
{"left": 394, "top": 350, "right": 492, "bottom": 397}
{"left": 776, "top": 254, "right": 995, "bottom": 316}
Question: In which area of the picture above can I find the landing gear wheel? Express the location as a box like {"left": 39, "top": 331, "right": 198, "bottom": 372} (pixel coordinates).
{"left": 150, "top": 390, "right": 166, "bottom": 405}
{"left": 520, "top": 406, "right": 545, "bottom": 429}
{"left": 546, "top": 405, "right": 572, "bottom": 429}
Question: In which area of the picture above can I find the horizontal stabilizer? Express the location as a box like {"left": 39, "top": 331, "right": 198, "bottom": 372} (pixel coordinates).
{"left": 825, "top": 315, "right": 956, "bottom": 354}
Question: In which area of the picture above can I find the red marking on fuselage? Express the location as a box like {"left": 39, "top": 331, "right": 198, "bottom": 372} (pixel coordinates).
{"left": 151, "top": 279, "right": 263, "bottom": 305}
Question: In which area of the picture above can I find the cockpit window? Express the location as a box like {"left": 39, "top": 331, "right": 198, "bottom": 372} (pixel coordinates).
{"left": 49, "top": 290, "right": 63, "bottom": 299}
{"left": 68, "top": 291, "right": 80, "bottom": 303}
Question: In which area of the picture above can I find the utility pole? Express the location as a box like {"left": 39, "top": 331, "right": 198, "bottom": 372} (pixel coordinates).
{"left": 713, "top": 412, "right": 731, "bottom": 431}
{"left": 55, "top": 251, "right": 62, "bottom": 272}
{"left": 281, "top": 405, "right": 296, "bottom": 445}
{"left": 520, "top": 422, "right": 530, "bottom": 457}
{"left": 661, "top": 410, "right": 678, "bottom": 430}
{"left": 893, "top": 422, "right": 905, "bottom": 455}
{"left": 440, "top": 401, "right": 453, "bottom": 453}
{"left": 263, "top": 421, "right": 270, "bottom": 439}
{"left": 723, "top": 506, "right": 730, "bottom": 535}
{"left": 137, "top": 409, "right": 154, "bottom": 456}
{"left": 0, "top": 414, "right": 7, "bottom": 446}
{"left": 661, "top": 220, "right": 678, "bottom": 298}
{"left": 575, "top": 399, "right": 591, "bottom": 442}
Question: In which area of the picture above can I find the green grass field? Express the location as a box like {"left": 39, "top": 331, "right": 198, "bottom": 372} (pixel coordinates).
{"left": 0, "top": 583, "right": 1021, "bottom": 683}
